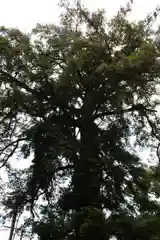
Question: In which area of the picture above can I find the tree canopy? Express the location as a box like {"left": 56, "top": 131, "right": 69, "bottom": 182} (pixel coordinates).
{"left": 1, "top": 1, "right": 160, "bottom": 239}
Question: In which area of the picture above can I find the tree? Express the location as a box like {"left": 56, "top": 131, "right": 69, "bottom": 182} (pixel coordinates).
{"left": 0, "top": 1, "right": 160, "bottom": 239}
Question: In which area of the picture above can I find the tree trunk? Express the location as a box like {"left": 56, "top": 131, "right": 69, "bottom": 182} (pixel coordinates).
{"left": 19, "top": 230, "right": 24, "bottom": 240}
{"left": 72, "top": 117, "right": 105, "bottom": 239}
{"left": 73, "top": 121, "right": 101, "bottom": 207}
{"left": 8, "top": 208, "right": 18, "bottom": 240}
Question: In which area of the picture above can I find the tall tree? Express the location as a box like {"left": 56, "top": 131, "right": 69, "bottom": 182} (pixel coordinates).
{"left": 1, "top": 1, "right": 160, "bottom": 239}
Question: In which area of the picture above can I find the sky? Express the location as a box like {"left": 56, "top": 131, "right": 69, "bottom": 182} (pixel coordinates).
{"left": 0, "top": 0, "right": 159, "bottom": 32}
{"left": 0, "top": 0, "right": 160, "bottom": 239}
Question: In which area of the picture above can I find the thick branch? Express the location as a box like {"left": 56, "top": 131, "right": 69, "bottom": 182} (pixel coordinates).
{"left": 95, "top": 104, "right": 156, "bottom": 119}
{"left": 95, "top": 107, "right": 134, "bottom": 118}
{"left": 8, "top": 206, "right": 18, "bottom": 240}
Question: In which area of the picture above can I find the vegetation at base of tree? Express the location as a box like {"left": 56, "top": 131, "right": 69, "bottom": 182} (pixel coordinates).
{"left": 1, "top": 0, "right": 160, "bottom": 239}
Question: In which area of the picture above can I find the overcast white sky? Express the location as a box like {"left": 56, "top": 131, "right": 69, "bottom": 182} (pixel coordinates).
{"left": 0, "top": 0, "right": 160, "bottom": 32}
{"left": 0, "top": 0, "right": 160, "bottom": 239}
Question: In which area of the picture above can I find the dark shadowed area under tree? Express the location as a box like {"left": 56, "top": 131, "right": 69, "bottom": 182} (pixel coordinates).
{"left": 1, "top": 0, "right": 160, "bottom": 239}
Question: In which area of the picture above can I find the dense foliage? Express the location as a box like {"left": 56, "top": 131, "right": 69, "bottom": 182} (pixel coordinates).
{"left": 1, "top": 1, "right": 160, "bottom": 239}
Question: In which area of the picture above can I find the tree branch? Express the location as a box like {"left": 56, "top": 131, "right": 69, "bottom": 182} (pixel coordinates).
{"left": 137, "top": 107, "right": 160, "bottom": 163}
{"left": 56, "top": 164, "right": 74, "bottom": 173}
{"left": 0, "top": 137, "right": 27, "bottom": 168}
{"left": 0, "top": 137, "right": 27, "bottom": 155}
{"left": 95, "top": 104, "right": 157, "bottom": 119}
{"left": 77, "top": 2, "right": 112, "bottom": 61}
{"left": 0, "top": 70, "right": 39, "bottom": 96}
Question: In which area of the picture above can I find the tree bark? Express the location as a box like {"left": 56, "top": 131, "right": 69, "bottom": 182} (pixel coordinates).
{"left": 73, "top": 116, "right": 102, "bottom": 209}
{"left": 8, "top": 208, "right": 18, "bottom": 240}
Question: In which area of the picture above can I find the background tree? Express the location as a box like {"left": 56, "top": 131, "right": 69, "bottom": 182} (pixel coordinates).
{"left": 0, "top": 1, "right": 160, "bottom": 239}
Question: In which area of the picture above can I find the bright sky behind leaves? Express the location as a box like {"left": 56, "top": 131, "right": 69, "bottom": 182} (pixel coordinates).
{"left": 0, "top": 0, "right": 160, "bottom": 239}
